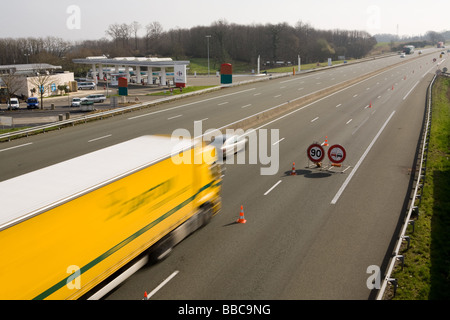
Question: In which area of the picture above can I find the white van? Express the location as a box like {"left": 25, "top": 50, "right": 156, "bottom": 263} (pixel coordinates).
{"left": 77, "top": 82, "right": 95, "bottom": 90}
{"left": 7, "top": 98, "right": 20, "bottom": 110}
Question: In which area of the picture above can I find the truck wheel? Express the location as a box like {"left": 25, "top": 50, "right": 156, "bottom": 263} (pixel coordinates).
{"left": 148, "top": 236, "right": 173, "bottom": 264}
{"left": 200, "top": 203, "right": 213, "bottom": 226}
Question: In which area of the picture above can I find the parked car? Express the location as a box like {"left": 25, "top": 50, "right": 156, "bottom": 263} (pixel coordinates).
{"left": 209, "top": 134, "right": 247, "bottom": 160}
{"left": 77, "top": 82, "right": 95, "bottom": 90}
{"left": 71, "top": 97, "right": 82, "bottom": 107}
{"left": 85, "top": 94, "right": 106, "bottom": 103}
{"left": 26, "top": 97, "right": 39, "bottom": 109}
{"left": 7, "top": 98, "right": 20, "bottom": 110}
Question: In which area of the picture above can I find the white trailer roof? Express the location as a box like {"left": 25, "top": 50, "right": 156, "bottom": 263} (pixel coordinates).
{"left": 0, "top": 135, "right": 195, "bottom": 230}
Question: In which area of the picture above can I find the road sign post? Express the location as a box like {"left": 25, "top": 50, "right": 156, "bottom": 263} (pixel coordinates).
{"left": 307, "top": 143, "right": 325, "bottom": 167}
{"left": 325, "top": 144, "right": 351, "bottom": 173}
{"left": 327, "top": 144, "right": 346, "bottom": 164}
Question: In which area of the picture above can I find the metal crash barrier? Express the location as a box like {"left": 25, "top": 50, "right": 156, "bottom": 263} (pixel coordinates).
{"left": 376, "top": 74, "right": 436, "bottom": 299}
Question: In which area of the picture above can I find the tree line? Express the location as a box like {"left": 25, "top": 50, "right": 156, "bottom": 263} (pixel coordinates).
{"left": 0, "top": 19, "right": 404, "bottom": 76}
{"left": 103, "top": 20, "right": 377, "bottom": 68}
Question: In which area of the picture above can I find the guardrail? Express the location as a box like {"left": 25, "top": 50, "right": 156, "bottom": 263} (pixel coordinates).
{"left": 0, "top": 86, "right": 222, "bottom": 142}
{"left": 376, "top": 74, "right": 436, "bottom": 300}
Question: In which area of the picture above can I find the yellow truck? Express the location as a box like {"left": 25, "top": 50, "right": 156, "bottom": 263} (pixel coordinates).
{"left": 0, "top": 135, "right": 221, "bottom": 300}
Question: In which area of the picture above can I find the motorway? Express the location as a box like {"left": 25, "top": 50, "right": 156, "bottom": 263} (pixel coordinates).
{"left": 0, "top": 48, "right": 448, "bottom": 300}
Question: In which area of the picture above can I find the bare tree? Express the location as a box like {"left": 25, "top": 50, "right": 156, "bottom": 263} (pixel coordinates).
{"left": 145, "top": 21, "right": 163, "bottom": 53}
{"left": 130, "top": 21, "right": 141, "bottom": 50}
{"left": 28, "top": 65, "right": 53, "bottom": 109}
{"left": 105, "top": 23, "right": 122, "bottom": 47}
{"left": 118, "top": 23, "right": 132, "bottom": 48}
{"left": 0, "top": 68, "right": 23, "bottom": 106}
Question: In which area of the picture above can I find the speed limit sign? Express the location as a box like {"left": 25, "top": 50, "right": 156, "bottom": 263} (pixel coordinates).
{"left": 307, "top": 143, "right": 325, "bottom": 163}
{"left": 328, "top": 144, "right": 346, "bottom": 164}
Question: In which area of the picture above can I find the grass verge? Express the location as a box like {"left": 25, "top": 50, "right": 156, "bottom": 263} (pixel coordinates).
{"left": 391, "top": 76, "right": 450, "bottom": 299}
{"left": 0, "top": 127, "right": 31, "bottom": 135}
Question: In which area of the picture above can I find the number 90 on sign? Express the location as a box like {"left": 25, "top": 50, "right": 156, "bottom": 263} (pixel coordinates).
{"left": 307, "top": 144, "right": 325, "bottom": 162}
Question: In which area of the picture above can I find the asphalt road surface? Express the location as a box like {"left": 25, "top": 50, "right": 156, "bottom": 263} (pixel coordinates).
{"left": 0, "top": 48, "right": 447, "bottom": 300}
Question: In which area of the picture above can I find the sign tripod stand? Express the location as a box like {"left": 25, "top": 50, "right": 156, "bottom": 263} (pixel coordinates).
{"left": 306, "top": 142, "right": 351, "bottom": 174}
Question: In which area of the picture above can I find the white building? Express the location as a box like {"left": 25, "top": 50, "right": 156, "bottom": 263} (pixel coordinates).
{"left": 0, "top": 64, "right": 75, "bottom": 100}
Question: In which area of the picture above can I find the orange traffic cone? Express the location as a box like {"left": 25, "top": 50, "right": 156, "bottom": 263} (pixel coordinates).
{"left": 323, "top": 136, "right": 329, "bottom": 146}
{"left": 144, "top": 291, "right": 148, "bottom": 300}
{"left": 369, "top": 101, "right": 372, "bottom": 108}
{"left": 291, "top": 162, "right": 296, "bottom": 175}
{"left": 237, "top": 205, "right": 247, "bottom": 224}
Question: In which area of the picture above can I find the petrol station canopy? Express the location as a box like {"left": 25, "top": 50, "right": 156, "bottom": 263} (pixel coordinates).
{"left": 72, "top": 56, "right": 189, "bottom": 86}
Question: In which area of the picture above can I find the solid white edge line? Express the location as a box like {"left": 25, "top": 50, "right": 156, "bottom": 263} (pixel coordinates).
{"left": 264, "top": 180, "right": 282, "bottom": 196}
{"left": 144, "top": 270, "right": 179, "bottom": 300}
{"left": 331, "top": 110, "right": 396, "bottom": 205}
{"left": 0, "top": 142, "right": 33, "bottom": 153}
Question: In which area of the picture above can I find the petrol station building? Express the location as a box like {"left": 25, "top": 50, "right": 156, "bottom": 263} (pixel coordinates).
{"left": 72, "top": 56, "right": 190, "bottom": 87}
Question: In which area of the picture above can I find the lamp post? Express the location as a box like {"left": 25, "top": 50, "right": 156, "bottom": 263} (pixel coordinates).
{"left": 206, "top": 35, "right": 211, "bottom": 77}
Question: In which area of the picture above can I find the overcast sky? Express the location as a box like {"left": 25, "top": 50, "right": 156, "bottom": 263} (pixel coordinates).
{"left": 0, "top": 0, "right": 448, "bottom": 41}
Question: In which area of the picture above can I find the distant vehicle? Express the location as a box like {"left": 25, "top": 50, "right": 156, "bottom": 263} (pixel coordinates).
{"left": 77, "top": 82, "right": 95, "bottom": 90}
{"left": 26, "top": 97, "right": 39, "bottom": 109}
{"left": 7, "top": 98, "right": 20, "bottom": 110}
{"left": 400, "top": 53, "right": 406, "bottom": 58}
{"left": 71, "top": 97, "right": 82, "bottom": 107}
{"left": 437, "top": 41, "right": 444, "bottom": 48}
{"left": 441, "top": 51, "right": 445, "bottom": 55}
{"left": 403, "top": 45, "right": 415, "bottom": 54}
{"left": 85, "top": 94, "right": 106, "bottom": 103}
{"left": 209, "top": 134, "right": 247, "bottom": 160}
